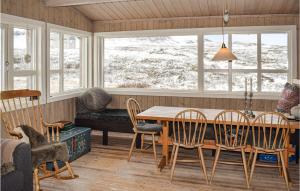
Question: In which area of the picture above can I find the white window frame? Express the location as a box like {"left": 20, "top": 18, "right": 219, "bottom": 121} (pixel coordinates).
{"left": 46, "top": 24, "right": 92, "bottom": 102}
{"left": 95, "top": 25, "right": 297, "bottom": 100}
{"left": 0, "top": 14, "right": 46, "bottom": 101}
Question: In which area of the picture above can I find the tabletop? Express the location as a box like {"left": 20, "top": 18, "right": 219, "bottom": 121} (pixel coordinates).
{"left": 136, "top": 106, "right": 300, "bottom": 129}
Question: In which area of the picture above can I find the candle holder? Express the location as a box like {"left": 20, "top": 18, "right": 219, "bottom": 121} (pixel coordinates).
{"left": 243, "top": 92, "right": 255, "bottom": 118}
{"left": 247, "top": 92, "right": 255, "bottom": 118}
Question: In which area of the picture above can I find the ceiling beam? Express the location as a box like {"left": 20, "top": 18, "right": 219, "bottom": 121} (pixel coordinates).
{"left": 43, "top": 0, "right": 139, "bottom": 7}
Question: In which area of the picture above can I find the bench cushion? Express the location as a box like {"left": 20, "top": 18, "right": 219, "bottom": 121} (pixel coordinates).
{"left": 76, "top": 109, "right": 129, "bottom": 122}
{"left": 137, "top": 122, "right": 162, "bottom": 132}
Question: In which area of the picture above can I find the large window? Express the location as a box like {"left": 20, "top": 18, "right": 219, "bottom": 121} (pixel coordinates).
{"left": 98, "top": 26, "right": 296, "bottom": 97}
{"left": 0, "top": 16, "right": 44, "bottom": 91}
{"left": 48, "top": 25, "right": 90, "bottom": 98}
{"left": 104, "top": 36, "right": 197, "bottom": 90}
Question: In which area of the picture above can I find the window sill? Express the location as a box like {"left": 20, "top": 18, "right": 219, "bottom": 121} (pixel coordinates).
{"left": 47, "top": 89, "right": 86, "bottom": 103}
{"left": 105, "top": 88, "right": 281, "bottom": 100}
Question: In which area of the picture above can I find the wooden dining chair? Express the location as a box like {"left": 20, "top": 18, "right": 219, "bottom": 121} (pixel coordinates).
{"left": 170, "top": 109, "right": 208, "bottom": 183}
{"left": 126, "top": 98, "right": 162, "bottom": 162}
{"left": 0, "top": 89, "right": 77, "bottom": 191}
{"left": 210, "top": 110, "right": 250, "bottom": 188}
{"left": 249, "top": 112, "right": 290, "bottom": 190}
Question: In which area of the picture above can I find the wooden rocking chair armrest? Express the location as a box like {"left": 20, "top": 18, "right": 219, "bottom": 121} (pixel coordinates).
{"left": 9, "top": 130, "right": 23, "bottom": 139}
{"left": 42, "top": 121, "right": 64, "bottom": 129}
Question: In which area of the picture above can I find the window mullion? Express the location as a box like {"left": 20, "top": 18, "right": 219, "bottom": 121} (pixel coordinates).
{"left": 228, "top": 33, "right": 232, "bottom": 92}
{"left": 60, "top": 32, "right": 64, "bottom": 93}
{"left": 257, "top": 33, "right": 262, "bottom": 92}
{"left": 198, "top": 34, "right": 204, "bottom": 92}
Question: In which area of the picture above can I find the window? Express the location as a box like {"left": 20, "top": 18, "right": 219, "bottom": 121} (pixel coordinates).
{"left": 104, "top": 36, "right": 197, "bottom": 90}
{"left": 97, "top": 26, "right": 296, "bottom": 97}
{"left": 0, "top": 15, "right": 44, "bottom": 92}
{"left": 48, "top": 24, "right": 90, "bottom": 99}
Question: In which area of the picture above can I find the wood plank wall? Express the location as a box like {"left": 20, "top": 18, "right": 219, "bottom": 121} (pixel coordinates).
{"left": 95, "top": 14, "right": 298, "bottom": 111}
{"left": 43, "top": 98, "right": 76, "bottom": 123}
{"left": 0, "top": 0, "right": 93, "bottom": 31}
{"left": 106, "top": 95, "right": 278, "bottom": 112}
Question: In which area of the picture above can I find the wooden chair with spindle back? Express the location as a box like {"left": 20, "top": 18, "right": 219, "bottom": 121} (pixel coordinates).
{"left": 127, "top": 98, "right": 162, "bottom": 162}
{"left": 0, "top": 89, "right": 78, "bottom": 191}
{"left": 210, "top": 110, "right": 251, "bottom": 188}
{"left": 170, "top": 109, "right": 208, "bottom": 183}
{"left": 249, "top": 112, "right": 290, "bottom": 190}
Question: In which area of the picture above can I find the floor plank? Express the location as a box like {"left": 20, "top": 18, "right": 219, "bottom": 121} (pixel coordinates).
{"left": 40, "top": 132, "right": 299, "bottom": 191}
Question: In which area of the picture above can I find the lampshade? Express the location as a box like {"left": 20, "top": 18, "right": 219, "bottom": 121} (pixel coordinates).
{"left": 212, "top": 43, "right": 237, "bottom": 61}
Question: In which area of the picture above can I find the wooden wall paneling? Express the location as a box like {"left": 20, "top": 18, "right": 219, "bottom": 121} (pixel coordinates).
{"left": 1, "top": 0, "right": 93, "bottom": 32}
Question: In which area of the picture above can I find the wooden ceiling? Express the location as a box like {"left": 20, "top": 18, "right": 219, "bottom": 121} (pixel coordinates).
{"left": 44, "top": 0, "right": 300, "bottom": 21}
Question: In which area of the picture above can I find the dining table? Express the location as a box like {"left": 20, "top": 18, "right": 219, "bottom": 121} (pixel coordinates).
{"left": 136, "top": 106, "right": 300, "bottom": 174}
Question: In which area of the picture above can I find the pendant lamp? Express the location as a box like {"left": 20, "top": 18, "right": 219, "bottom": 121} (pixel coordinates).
{"left": 212, "top": 6, "right": 237, "bottom": 61}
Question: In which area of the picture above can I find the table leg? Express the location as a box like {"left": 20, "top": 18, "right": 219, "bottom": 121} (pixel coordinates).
{"left": 158, "top": 121, "right": 169, "bottom": 171}
{"left": 284, "top": 136, "right": 292, "bottom": 183}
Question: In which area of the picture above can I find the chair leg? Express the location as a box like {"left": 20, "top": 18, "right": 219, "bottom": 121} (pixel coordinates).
{"left": 210, "top": 147, "right": 221, "bottom": 184}
{"left": 128, "top": 133, "right": 138, "bottom": 161}
{"left": 279, "top": 151, "right": 290, "bottom": 190}
{"left": 152, "top": 134, "right": 157, "bottom": 162}
{"left": 198, "top": 147, "right": 208, "bottom": 184}
{"left": 277, "top": 152, "right": 282, "bottom": 176}
{"left": 65, "top": 162, "right": 75, "bottom": 179}
{"left": 170, "top": 145, "right": 176, "bottom": 166}
{"left": 170, "top": 145, "right": 179, "bottom": 182}
{"left": 248, "top": 149, "right": 253, "bottom": 167}
{"left": 34, "top": 168, "right": 40, "bottom": 191}
{"left": 249, "top": 150, "right": 258, "bottom": 184}
{"left": 141, "top": 134, "right": 144, "bottom": 150}
{"left": 241, "top": 149, "right": 250, "bottom": 188}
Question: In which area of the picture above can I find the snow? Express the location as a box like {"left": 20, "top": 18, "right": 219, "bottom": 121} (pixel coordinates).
{"left": 11, "top": 30, "right": 289, "bottom": 92}
{"left": 104, "top": 35, "right": 288, "bottom": 92}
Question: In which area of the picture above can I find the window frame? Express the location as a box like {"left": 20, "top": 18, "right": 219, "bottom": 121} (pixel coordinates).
{"left": 46, "top": 23, "right": 92, "bottom": 102}
{"left": 0, "top": 13, "right": 46, "bottom": 101}
{"left": 95, "top": 25, "right": 297, "bottom": 100}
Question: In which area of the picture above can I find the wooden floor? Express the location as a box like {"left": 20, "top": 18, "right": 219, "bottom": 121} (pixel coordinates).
{"left": 41, "top": 132, "right": 299, "bottom": 191}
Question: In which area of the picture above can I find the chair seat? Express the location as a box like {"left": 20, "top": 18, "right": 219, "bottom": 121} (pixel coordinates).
{"left": 31, "top": 143, "right": 69, "bottom": 167}
{"left": 137, "top": 122, "right": 162, "bottom": 132}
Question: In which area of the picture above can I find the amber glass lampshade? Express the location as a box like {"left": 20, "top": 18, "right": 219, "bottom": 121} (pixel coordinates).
{"left": 212, "top": 43, "right": 237, "bottom": 61}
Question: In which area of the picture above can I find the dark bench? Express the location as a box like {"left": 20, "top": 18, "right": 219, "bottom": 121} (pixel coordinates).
{"left": 75, "top": 109, "right": 140, "bottom": 146}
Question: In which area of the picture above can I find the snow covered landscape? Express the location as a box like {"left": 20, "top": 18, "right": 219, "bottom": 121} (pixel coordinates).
{"left": 104, "top": 34, "right": 288, "bottom": 92}
{"left": 12, "top": 30, "right": 288, "bottom": 93}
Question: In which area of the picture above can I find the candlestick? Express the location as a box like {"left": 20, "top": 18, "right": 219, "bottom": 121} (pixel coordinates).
{"left": 245, "top": 78, "right": 247, "bottom": 93}
{"left": 250, "top": 78, "right": 253, "bottom": 93}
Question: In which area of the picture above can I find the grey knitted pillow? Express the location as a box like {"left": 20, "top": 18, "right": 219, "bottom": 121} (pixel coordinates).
{"left": 78, "top": 88, "right": 112, "bottom": 113}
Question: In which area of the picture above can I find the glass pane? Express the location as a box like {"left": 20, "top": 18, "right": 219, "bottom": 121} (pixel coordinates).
{"left": 63, "top": 34, "right": 81, "bottom": 91}
{"left": 232, "top": 34, "right": 257, "bottom": 69}
{"left": 204, "top": 34, "right": 228, "bottom": 69}
{"left": 104, "top": 36, "right": 198, "bottom": 89}
{"left": 13, "top": 76, "right": 35, "bottom": 90}
{"left": 232, "top": 73, "right": 257, "bottom": 92}
{"left": 13, "top": 28, "right": 34, "bottom": 71}
{"left": 50, "top": 32, "right": 60, "bottom": 70}
{"left": 50, "top": 73, "right": 60, "bottom": 95}
{"left": 0, "top": 26, "right": 3, "bottom": 91}
{"left": 261, "top": 33, "right": 288, "bottom": 70}
{"left": 261, "top": 73, "right": 287, "bottom": 92}
{"left": 204, "top": 72, "right": 228, "bottom": 91}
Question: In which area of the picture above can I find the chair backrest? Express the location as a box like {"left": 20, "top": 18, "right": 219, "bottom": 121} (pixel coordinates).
{"left": 172, "top": 109, "right": 207, "bottom": 147}
{"left": 126, "top": 98, "right": 142, "bottom": 132}
{"left": 0, "top": 89, "right": 59, "bottom": 143}
{"left": 214, "top": 110, "right": 250, "bottom": 148}
{"left": 252, "top": 112, "right": 290, "bottom": 150}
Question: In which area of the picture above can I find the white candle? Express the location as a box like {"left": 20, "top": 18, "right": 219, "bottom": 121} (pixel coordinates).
{"left": 250, "top": 78, "right": 253, "bottom": 93}
{"left": 245, "top": 78, "right": 247, "bottom": 92}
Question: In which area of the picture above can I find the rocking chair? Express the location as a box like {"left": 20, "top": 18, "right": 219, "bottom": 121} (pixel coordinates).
{"left": 0, "top": 89, "right": 78, "bottom": 191}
